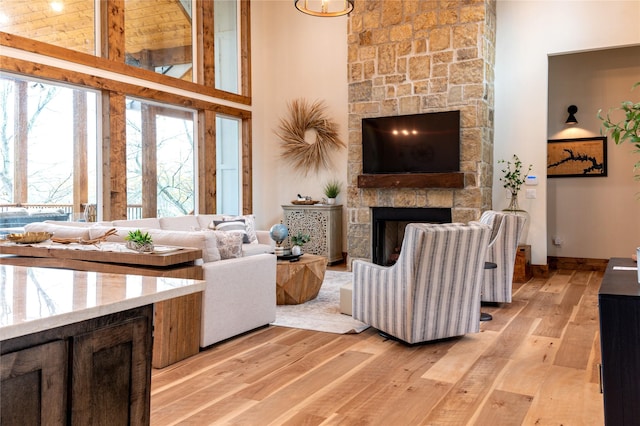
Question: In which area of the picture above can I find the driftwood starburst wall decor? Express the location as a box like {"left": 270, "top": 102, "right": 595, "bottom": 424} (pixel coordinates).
{"left": 275, "top": 99, "right": 345, "bottom": 175}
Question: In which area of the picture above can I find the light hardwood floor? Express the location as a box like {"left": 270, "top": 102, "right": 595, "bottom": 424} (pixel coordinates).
{"left": 151, "top": 268, "right": 604, "bottom": 425}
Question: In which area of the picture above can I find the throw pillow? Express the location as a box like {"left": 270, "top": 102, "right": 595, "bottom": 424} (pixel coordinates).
{"left": 223, "top": 214, "right": 259, "bottom": 245}
{"left": 211, "top": 219, "right": 249, "bottom": 244}
{"left": 214, "top": 231, "right": 243, "bottom": 259}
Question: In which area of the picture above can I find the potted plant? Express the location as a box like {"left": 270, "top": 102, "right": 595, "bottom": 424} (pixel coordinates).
{"left": 125, "top": 229, "right": 154, "bottom": 253}
{"left": 499, "top": 154, "right": 532, "bottom": 212}
{"left": 598, "top": 82, "right": 640, "bottom": 180}
{"left": 290, "top": 232, "right": 310, "bottom": 256}
{"left": 323, "top": 180, "right": 342, "bottom": 205}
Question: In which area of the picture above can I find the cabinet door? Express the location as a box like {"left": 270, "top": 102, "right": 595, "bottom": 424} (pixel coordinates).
{"left": 1, "top": 340, "right": 68, "bottom": 425}
{"left": 71, "top": 315, "right": 152, "bottom": 426}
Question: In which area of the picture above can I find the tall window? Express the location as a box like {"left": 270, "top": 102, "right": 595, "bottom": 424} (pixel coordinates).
{"left": 216, "top": 115, "right": 240, "bottom": 215}
{"left": 126, "top": 98, "right": 196, "bottom": 218}
{"left": 0, "top": 74, "right": 97, "bottom": 219}
{"left": 214, "top": 0, "right": 240, "bottom": 94}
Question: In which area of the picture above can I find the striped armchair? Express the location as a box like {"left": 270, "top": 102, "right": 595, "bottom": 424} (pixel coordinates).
{"left": 478, "top": 211, "right": 527, "bottom": 303}
{"left": 352, "top": 223, "right": 492, "bottom": 345}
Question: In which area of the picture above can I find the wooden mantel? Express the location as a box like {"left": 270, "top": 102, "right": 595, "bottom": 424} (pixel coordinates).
{"left": 357, "top": 173, "right": 465, "bottom": 189}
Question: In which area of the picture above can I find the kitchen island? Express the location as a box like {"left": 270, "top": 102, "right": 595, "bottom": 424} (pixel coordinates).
{"left": 0, "top": 264, "right": 205, "bottom": 425}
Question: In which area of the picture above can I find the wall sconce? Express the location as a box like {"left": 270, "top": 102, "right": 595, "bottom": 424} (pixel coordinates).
{"left": 294, "top": 0, "right": 354, "bottom": 17}
{"left": 565, "top": 105, "right": 578, "bottom": 124}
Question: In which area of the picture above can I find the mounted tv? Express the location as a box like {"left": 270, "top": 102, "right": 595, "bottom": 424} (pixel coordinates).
{"left": 362, "top": 111, "right": 460, "bottom": 174}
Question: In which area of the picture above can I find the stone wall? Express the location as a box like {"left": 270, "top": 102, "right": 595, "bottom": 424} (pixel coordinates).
{"left": 346, "top": 0, "right": 496, "bottom": 264}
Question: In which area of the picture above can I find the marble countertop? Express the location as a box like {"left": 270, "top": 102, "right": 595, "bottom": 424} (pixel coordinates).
{"left": 0, "top": 264, "right": 206, "bottom": 341}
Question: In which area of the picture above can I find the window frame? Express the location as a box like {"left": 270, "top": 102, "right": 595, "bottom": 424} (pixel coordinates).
{"left": 0, "top": 0, "right": 253, "bottom": 220}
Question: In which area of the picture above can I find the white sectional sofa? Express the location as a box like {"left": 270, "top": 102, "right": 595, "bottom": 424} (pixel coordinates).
{"left": 24, "top": 214, "right": 276, "bottom": 348}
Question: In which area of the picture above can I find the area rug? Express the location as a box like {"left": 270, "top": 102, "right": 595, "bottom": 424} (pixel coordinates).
{"left": 271, "top": 270, "right": 369, "bottom": 334}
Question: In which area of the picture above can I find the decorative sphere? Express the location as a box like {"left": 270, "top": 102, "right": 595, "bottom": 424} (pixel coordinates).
{"left": 269, "top": 223, "right": 289, "bottom": 244}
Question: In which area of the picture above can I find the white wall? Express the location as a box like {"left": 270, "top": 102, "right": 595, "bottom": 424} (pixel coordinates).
{"left": 547, "top": 47, "right": 640, "bottom": 259}
{"left": 494, "top": 0, "right": 640, "bottom": 264}
{"left": 251, "top": 0, "right": 349, "bottom": 241}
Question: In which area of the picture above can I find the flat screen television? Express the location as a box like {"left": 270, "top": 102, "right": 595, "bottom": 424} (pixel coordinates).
{"left": 362, "top": 110, "right": 460, "bottom": 174}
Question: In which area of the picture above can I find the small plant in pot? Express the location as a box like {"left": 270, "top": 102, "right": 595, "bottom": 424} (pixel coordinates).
{"left": 290, "top": 232, "right": 310, "bottom": 256}
{"left": 323, "top": 179, "right": 342, "bottom": 205}
{"left": 125, "top": 229, "right": 154, "bottom": 253}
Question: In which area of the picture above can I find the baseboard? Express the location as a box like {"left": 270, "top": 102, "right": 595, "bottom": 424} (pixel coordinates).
{"left": 547, "top": 256, "right": 608, "bottom": 272}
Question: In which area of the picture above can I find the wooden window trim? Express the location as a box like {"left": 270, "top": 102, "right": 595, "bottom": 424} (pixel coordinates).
{"left": 0, "top": 31, "right": 251, "bottom": 106}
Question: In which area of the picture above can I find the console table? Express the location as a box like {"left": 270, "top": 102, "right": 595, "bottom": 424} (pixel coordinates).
{"left": 0, "top": 242, "right": 204, "bottom": 368}
{"left": 282, "top": 204, "right": 343, "bottom": 264}
{"left": 598, "top": 257, "right": 640, "bottom": 425}
{"left": 0, "top": 264, "right": 205, "bottom": 425}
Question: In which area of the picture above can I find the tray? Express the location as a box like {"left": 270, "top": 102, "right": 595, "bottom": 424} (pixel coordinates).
{"left": 277, "top": 253, "right": 304, "bottom": 261}
{"left": 291, "top": 200, "right": 319, "bottom": 205}
{"left": 5, "top": 232, "right": 53, "bottom": 244}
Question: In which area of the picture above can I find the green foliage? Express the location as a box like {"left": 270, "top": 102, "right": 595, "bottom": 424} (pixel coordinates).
{"left": 323, "top": 179, "right": 342, "bottom": 198}
{"left": 499, "top": 154, "right": 532, "bottom": 195}
{"left": 598, "top": 82, "right": 640, "bottom": 179}
{"left": 290, "top": 232, "right": 311, "bottom": 246}
{"left": 125, "top": 229, "right": 153, "bottom": 245}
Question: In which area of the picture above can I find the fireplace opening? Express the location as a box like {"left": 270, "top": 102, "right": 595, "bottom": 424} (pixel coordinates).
{"left": 372, "top": 207, "right": 451, "bottom": 266}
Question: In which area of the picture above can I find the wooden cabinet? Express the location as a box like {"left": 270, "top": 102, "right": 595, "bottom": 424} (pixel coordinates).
{"left": 1, "top": 306, "right": 152, "bottom": 426}
{"left": 513, "top": 244, "right": 532, "bottom": 283}
{"left": 598, "top": 258, "right": 640, "bottom": 426}
{"left": 282, "top": 204, "right": 343, "bottom": 264}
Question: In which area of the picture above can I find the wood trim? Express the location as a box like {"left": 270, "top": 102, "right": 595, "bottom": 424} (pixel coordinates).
{"left": 0, "top": 56, "right": 251, "bottom": 119}
{"left": 357, "top": 173, "right": 465, "bottom": 189}
{"left": 547, "top": 256, "right": 608, "bottom": 272}
{"left": 103, "top": 92, "right": 127, "bottom": 221}
{"left": 240, "top": 0, "right": 251, "bottom": 97}
{"left": 242, "top": 117, "right": 252, "bottom": 214}
{"left": 198, "top": 109, "right": 217, "bottom": 214}
{"left": 1, "top": 31, "right": 251, "bottom": 106}
{"left": 142, "top": 104, "right": 158, "bottom": 218}
{"left": 198, "top": 0, "right": 215, "bottom": 87}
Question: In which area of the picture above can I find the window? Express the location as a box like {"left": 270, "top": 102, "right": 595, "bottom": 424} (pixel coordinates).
{"left": 0, "top": 74, "right": 97, "bottom": 222}
{"left": 124, "top": 0, "right": 194, "bottom": 81}
{"left": 126, "top": 98, "right": 196, "bottom": 218}
{"left": 216, "top": 115, "right": 241, "bottom": 215}
{"left": 214, "top": 0, "right": 240, "bottom": 94}
{"left": 0, "top": 0, "right": 95, "bottom": 55}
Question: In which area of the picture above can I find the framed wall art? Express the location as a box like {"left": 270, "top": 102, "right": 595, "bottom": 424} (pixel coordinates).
{"left": 547, "top": 136, "right": 607, "bottom": 178}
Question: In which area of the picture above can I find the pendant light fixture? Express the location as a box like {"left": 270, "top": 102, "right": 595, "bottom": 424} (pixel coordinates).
{"left": 294, "top": 0, "right": 354, "bottom": 17}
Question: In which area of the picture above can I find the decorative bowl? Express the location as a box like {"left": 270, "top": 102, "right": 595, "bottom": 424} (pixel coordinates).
{"left": 6, "top": 232, "right": 53, "bottom": 244}
{"left": 291, "top": 199, "right": 319, "bottom": 205}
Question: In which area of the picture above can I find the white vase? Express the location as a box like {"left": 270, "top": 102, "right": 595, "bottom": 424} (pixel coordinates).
{"left": 327, "top": 198, "right": 336, "bottom": 205}
{"left": 291, "top": 245, "right": 302, "bottom": 256}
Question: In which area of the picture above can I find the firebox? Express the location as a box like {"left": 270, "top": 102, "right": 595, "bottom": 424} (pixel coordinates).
{"left": 371, "top": 207, "right": 451, "bottom": 266}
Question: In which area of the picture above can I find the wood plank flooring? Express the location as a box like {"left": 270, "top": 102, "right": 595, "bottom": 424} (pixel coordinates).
{"left": 150, "top": 268, "right": 604, "bottom": 425}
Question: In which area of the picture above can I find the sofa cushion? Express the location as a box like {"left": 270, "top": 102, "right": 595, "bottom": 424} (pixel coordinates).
{"left": 88, "top": 225, "right": 148, "bottom": 243}
{"left": 242, "top": 243, "right": 274, "bottom": 257}
{"left": 196, "top": 214, "right": 225, "bottom": 230}
{"left": 214, "top": 214, "right": 258, "bottom": 244}
{"left": 213, "top": 231, "right": 243, "bottom": 259}
{"left": 159, "top": 215, "right": 200, "bottom": 231}
{"left": 211, "top": 219, "right": 250, "bottom": 244}
{"left": 24, "top": 222, "right": 91, "bottom": 240}
{"left": 112, "top": 217, "right": 162, "bottom": 228}
{"left": 147, "top": 229, "right": 221, "bottom": 262}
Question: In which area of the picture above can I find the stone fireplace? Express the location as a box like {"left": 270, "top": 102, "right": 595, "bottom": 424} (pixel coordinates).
{"left": 346, "top": 1, "right": 496, "bottom": 265}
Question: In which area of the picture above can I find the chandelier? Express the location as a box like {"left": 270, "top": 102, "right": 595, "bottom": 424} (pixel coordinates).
{"left": 294, "top": 0, "right": 354, "bottom": 17}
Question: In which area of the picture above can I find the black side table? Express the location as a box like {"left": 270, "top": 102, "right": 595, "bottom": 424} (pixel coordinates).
{"left": 480, "top": 262, "right": 497, "bottom": 321}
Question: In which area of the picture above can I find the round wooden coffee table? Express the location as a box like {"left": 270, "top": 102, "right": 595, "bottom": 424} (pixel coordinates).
{"left": 276, "top": 254, "right": 327, "bottom": 305}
